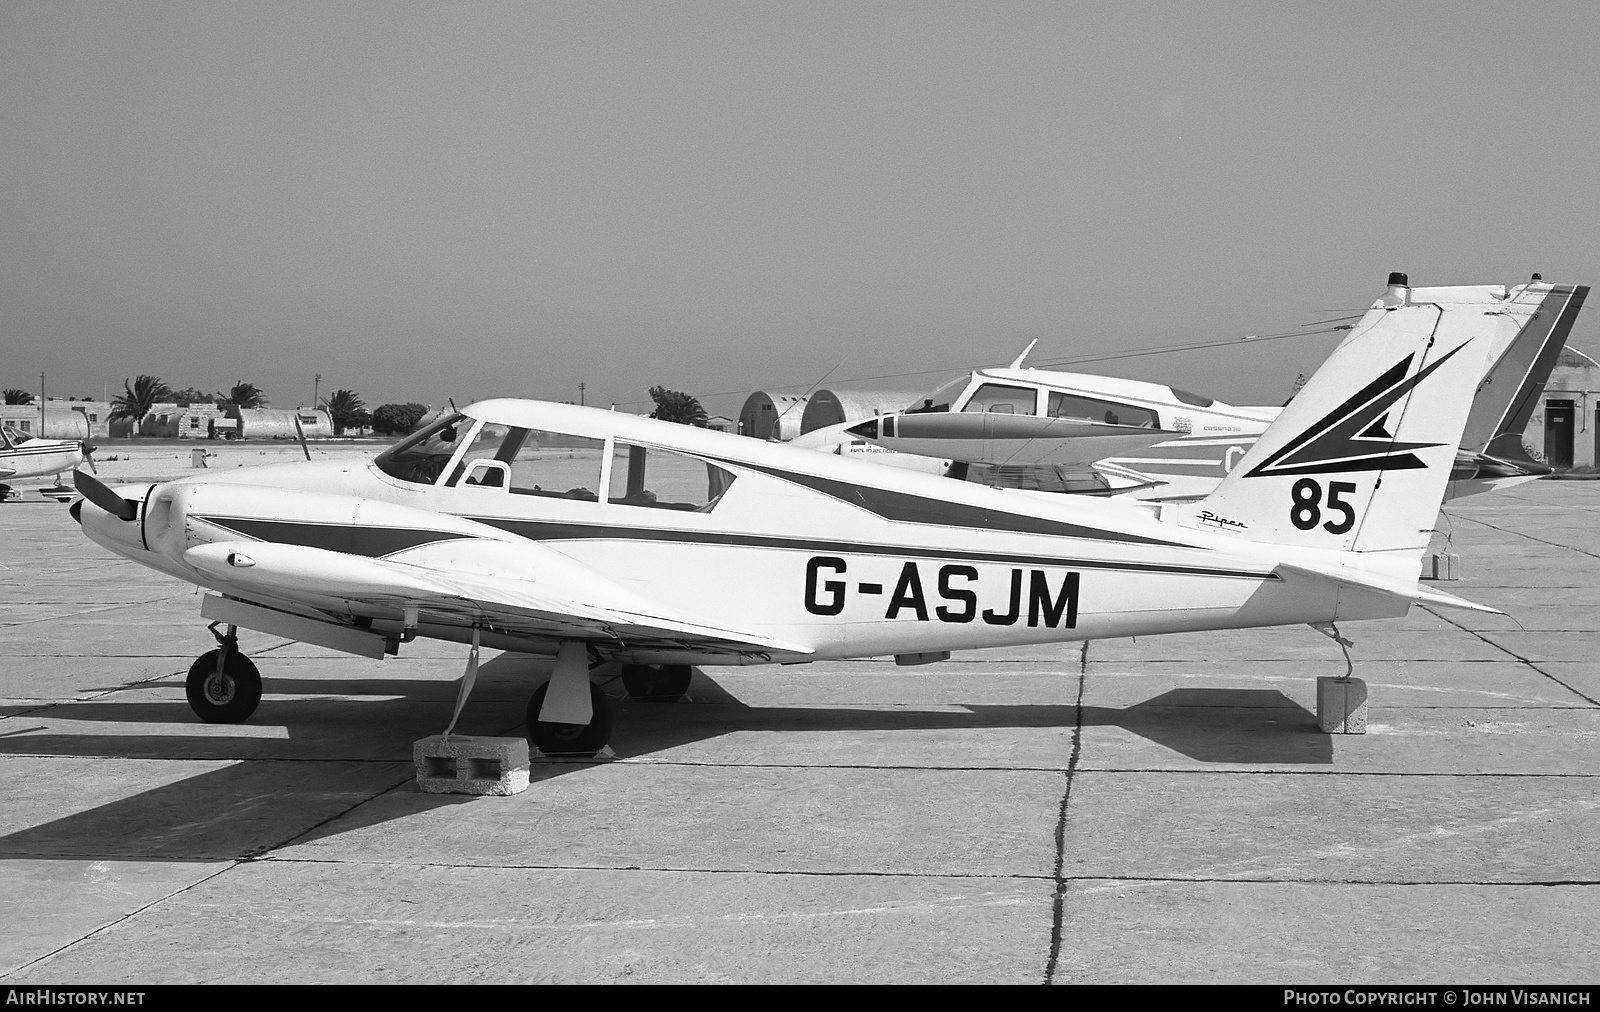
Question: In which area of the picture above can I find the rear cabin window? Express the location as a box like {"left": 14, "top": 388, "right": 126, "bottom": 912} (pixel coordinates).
{"left": 1047, "top": 391, "right": 1158, "bottom": 428}
{"left": 961, "top": 384, "right": 1038, "bottom": 415}
{"left": 607, "top": 443, "right": 735, "bottom": 511}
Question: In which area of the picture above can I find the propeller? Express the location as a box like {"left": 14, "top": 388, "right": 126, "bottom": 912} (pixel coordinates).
{"left": 81, "top": 440, "right": 98, "bottom": 474}
{"left": 292, "top": 415, "right": 311, "bottom": 461}
{"left": 73, "top": 469, "right": 138, "bottom": 521}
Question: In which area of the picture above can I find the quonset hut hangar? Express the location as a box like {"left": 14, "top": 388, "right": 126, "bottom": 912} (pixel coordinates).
{"left": 738, "top": 389, "right": 925, "bottom": 440}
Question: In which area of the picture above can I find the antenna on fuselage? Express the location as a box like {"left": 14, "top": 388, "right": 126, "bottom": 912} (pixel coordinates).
{"left": 1008, "top": 339, "right": 1039, "bottom": 370}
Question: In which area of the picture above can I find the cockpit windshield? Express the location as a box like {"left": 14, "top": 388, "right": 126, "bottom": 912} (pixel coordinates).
{"left": 904, "top": 375, "right": 969, "bottom": 413}
{"left": 0, "top": 425, "right": 32, "bottom": 449}
{"left": 374, "top": 412, "right": 466, "bottom": 484}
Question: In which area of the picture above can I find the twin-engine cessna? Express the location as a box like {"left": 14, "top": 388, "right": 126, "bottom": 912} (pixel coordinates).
{"left": 1, "top": 423, "right": 96, "bottom": 500}
{"left": 74, "top": 276, "right": 1546, "bottom": 756}
{"left": 807, "top": 277, "right": 1586, "bottom": 503}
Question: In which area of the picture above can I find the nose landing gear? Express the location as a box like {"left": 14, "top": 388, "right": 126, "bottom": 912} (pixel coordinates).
{"left": 185, "top": 623, "right": 262, "bottom": 724}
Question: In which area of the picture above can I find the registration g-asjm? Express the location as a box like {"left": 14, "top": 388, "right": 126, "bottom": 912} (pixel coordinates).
{"left": 804, "top": 556, "right": 1080, "bottom": 628}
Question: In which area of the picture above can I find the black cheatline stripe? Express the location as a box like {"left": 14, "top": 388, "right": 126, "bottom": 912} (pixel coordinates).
{"left": 191, "top": 515, "right": 475, "bottom": 559}
{"left": 469, "top": 516, "right": 1277, "bottom": 581}
{"left": 695, "top": 455, "right": 1190, "bottom": 548}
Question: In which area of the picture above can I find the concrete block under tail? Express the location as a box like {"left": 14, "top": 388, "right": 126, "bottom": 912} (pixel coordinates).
{"left": 413, "top": 735, "right": 531, "bottom": 796}
{"left": 1317, "top": 676, "right": 1368, "bottom": 735}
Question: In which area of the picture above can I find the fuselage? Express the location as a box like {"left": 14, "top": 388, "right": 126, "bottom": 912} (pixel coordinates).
{"left": 0, "top": 425, "right": 87, "bottom": 483}
{"left": 76, "top": 399, "right": 1413, "bottom": 667}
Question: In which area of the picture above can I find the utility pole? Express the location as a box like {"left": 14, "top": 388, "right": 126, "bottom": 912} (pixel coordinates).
{"left": 39, "top": 373, "right": 45, "bottom": 433}
{"left": 313, "top": 374, "right": 320, "bottom": 410}
{"left": 578, "top": 382, "right": 585, "bottom": 407}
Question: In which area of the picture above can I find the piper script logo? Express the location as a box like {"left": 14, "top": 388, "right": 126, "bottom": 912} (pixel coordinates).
{"left": 1244, "top": 344, "right": 1466, "bottom": 478}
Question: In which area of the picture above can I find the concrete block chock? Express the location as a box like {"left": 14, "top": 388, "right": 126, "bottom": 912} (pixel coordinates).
{"left": 1426, "top": 551, "right": 1461, "bottom": 581}
{"left": 414, "top": 735, "right": 531, "bottom": 796}
{"left": 1317, "top": 676, "right": 1368, "bottom": 735}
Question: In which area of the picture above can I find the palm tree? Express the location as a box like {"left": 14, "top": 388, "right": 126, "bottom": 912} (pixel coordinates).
{"left": 323, "top": 389, "right": 366, "bottom": 436}
{"left": 226, "top": 381, "right": 266, "bottom": 409}
{"left": 648, "top": 386, "right": 708, "bottom": 426}
{"left": 3, "top": 389, "right": 34, "bottom": 405}
{"left": 109, "top": 375, "right": 173, "bottom": 425}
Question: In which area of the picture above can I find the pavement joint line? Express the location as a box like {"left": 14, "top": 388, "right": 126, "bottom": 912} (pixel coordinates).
{"left": 0, "top": 861, "right": 240, "bottom": 983}
{"left": 254, "top": 856, "right": 1059, "bottom": 880}
{"left": 1451, "top": 513, "right": 1600, "bottom": 561}
{"left": 1421, "top": 605, "right": 1600, "bottom": 707}
{"left": 1042, "top": 643, "right": 1089, "bottom": 985}
{"left": 237, "top": 857, "right": 1600, "bottom": 890}
{"left": 242, "top": 770, "right": 435, "bottom": 860}
{"left": 1, "top": 596, "right": 195, "bottom": 627}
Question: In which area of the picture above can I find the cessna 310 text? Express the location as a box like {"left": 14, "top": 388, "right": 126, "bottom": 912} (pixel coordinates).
{"left": 73, "top": 275, "right": 1543, "bottom": 756}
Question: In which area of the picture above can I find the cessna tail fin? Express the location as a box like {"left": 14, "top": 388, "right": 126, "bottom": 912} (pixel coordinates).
{"left": 1170, "top": 274, "right": 1568, "bottom": 556}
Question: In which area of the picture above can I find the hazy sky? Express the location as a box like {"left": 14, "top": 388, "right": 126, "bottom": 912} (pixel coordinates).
{"left": 4, "top": 2, "right": 1597, "bottom": 418}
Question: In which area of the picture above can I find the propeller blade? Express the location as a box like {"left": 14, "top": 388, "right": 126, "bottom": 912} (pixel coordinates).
{"left": 293, "top": 415, "right": 311, "bottom": 461}
{"left": 82, "top": 442, "right": 98, "bottom": 474}
{"left": 73, "top": 469, "right": 137, "bottom": 521}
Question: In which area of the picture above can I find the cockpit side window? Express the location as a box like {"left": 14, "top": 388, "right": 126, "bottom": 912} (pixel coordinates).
{"left": 374, "top": 413, "right": 465, "bottom": 484}
{"left": 962, "top": 384, "right": 1038, "bottom": 415}
{"left": 431, "top": 423, "right": 606, "bottom": 500}
{"left": 506, "top": 430, "right": 605, "bottom": 500}
{"left": 1048, "top": 392, "right": 1158, "bottom": 428}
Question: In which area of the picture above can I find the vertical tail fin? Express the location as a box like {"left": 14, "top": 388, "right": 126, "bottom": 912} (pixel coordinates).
{"left": 1459, "top": 280, "right": 1588, "bottom": 455}
{"left": 1169, "top": 275, "right": 1558, "bottom": 556}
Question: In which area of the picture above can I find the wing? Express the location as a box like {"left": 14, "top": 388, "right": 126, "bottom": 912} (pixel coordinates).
{"left": 183, "top": 538, "right": 812, "bottom": 659}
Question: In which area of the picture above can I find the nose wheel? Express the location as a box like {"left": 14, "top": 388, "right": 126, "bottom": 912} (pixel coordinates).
{"left": 185, "top": 625, "right": 262, "bottom": 723}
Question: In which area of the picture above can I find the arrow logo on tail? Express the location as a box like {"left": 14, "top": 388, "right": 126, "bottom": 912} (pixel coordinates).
{"left": 1245, "top": 342, "right": 1467, "bottom": 478}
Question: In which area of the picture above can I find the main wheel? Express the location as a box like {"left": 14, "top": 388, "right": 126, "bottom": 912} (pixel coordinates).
{"left": 185, "top": 649, "right": 262, "bottom": 724}
{"left": 620, "top": 662, "right": 693, "bottom": 702}
{"left": 526, "top": 681, "right": 614, "bottom": 757}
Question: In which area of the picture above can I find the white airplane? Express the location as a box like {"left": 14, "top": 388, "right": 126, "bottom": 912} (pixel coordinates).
{"left": 73, "top": 275, "right": 1522, "bottom": 757}
{"left": 1, "top": 423, "right": 96, "bottom": 500}
{"left": 808, "top": 275, "right": 1586, "bottom": 502}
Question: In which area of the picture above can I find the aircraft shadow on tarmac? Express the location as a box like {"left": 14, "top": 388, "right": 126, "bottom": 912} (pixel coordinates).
{"left": 0, "top": 660, "right": 1330, "bottom": 863}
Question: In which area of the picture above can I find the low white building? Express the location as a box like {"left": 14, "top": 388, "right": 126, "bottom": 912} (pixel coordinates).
{"left": 1524, "top": 347, "right": 1600, "bottom": 470}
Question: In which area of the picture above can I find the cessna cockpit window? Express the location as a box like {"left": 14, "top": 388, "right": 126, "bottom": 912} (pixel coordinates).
{"left": 374, "top": 413, "right": 465, "bottom": 484}
{"left": 608, "top": 443, "right": 735, "bottom": 511}
{"left": 1048, "top": 392, "right": 1158, "bottom": 428}
{"left": 962, "top": 384, "right": 1038, "bottom": 415}
{"left": 906, "top": 376, "right": 965, "bottom": 413}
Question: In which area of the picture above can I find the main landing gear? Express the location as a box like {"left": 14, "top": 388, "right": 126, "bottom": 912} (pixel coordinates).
{"left": 525, "top": 681, "right": 614, "bottom": 757}
{"left": 620, "top": 662, "right": 692, "bottom": 702}
{"left": 522, "top": 660, "right": 691, "bottom": 757}
{"left": 185, "top": 623, "right": 262, "bottom": 724}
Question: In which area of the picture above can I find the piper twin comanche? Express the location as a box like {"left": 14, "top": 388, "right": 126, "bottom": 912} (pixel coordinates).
{"left": 1, "top": 424, "right": 96, "bottom": 501}
{"left": 803, "top": 275, "right": 1586, "bottom": 503}
{"left": 73, "top": 276, "right": 1548, "bottom": 756}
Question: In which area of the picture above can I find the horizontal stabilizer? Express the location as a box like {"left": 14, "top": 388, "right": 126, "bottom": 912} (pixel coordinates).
{"left": 1274, "top": 560, "right": 1503, "bottom": 615}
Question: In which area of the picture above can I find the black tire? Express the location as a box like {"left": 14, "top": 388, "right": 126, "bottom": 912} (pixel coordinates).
{"left": 185, "top": 649, "right": 262, "bottom": 724}
{"left": 620, "top": 662, "right": 693, "bottom": 702}
{"left": 526, "top": 680, "right": 613, "bottom": 757}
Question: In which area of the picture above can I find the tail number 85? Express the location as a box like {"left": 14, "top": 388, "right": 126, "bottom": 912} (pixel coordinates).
{"left": 1290, "top": 478, "right": 1357, "bottom": 534}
